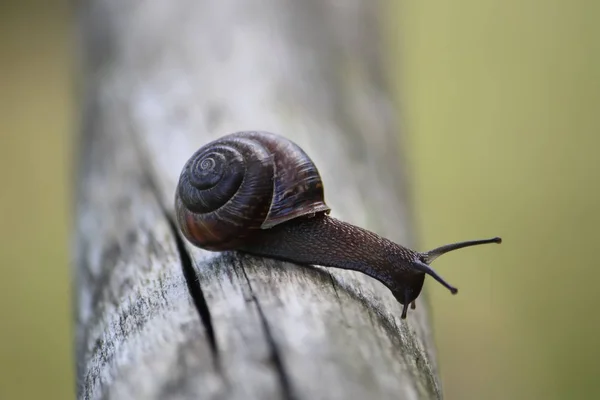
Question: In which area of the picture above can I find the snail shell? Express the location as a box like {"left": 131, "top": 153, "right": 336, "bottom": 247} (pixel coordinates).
{"left": 175, "top": 131, "right": 330, "bottom": 251}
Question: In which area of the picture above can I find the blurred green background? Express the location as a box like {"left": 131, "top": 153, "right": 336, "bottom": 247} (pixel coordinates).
{"left": 0, "top": 1, "right": 74, "bottom": 399}
{"left": 1, "top": 0, "right": 598, "bottom": 399}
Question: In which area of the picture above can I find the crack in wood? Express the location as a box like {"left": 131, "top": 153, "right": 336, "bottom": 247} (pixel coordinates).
{"left": 133, "top": 132, "right": 221, "bottom": 364}
{"left": 166, "top": 215, "right": 220, "bottom": 361}
{"left": 240, "top": 265, "right": 296, "bottom": 400}
{"left": 327, "top": 272, "right": 350, "bottom": 327}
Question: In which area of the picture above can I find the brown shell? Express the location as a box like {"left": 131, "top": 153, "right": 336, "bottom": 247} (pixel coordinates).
{"left": 175, "top": 131, "right": 330, "bottom": 251}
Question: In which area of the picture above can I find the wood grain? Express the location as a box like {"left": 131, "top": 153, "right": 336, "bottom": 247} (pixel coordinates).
{"left": 74, "top": 0, "right": 442, "bottom": 399}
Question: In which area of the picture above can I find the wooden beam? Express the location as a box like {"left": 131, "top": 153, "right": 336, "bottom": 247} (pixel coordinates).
{"left": 74, "top": 1, "right": 441, "bottom": 399}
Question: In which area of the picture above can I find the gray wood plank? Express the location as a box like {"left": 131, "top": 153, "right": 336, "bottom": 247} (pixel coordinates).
{"left": 75, "top": 0, "right": 442, "bottom": 399}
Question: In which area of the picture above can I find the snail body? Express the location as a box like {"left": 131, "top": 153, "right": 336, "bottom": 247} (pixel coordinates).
{"left": 175, "top": 131, "right": 501, "bottom": 319}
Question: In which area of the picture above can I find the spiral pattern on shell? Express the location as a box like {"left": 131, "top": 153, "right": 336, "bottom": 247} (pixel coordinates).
{"left": 175, "top": 131, "right": 331, "bottom": 251}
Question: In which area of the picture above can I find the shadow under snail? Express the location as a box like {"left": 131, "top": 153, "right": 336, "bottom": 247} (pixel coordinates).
{"left": 175, "top": 131, "right": 501, "bottom": 319}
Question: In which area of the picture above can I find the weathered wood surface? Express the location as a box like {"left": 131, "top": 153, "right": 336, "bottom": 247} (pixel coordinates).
{"left": 74, "top": 0, "right": 442, "bottom": 399}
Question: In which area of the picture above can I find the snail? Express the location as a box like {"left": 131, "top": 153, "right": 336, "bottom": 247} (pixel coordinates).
{"left": 175, "top": 131, "right": 501, "bottom": 319}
